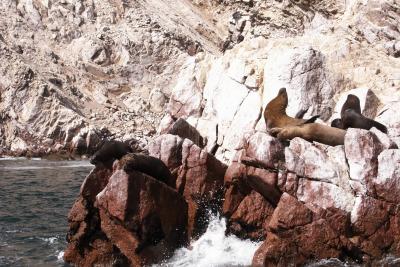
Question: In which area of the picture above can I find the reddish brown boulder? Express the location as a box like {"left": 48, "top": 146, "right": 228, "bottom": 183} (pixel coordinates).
{"left": 268, "top": 193, "right": 313, "bottom": 232}
{"left": 148, "top": 134, "right": 229, "bottom": 238}
{"left": 229, "top": 190, "right": 275, "bottom": 240}
{"left": 65, "top": 161, "right": 189, "bottom": 267}
{"left": 64, "top": 167, "right": 116, "bottom": 266}
{"left": 245, "top": 167, "right": 281, "bottom": 206}
{"left": 178, "top": 139, "right": 227, "bottom": 237}
{"left": 96, "top": 169, "right": 188, "bottom": 265}
{"left": 80, "top": 166, "right": 113, "bottom": 202}
{"left": 252, "top": 193, "right": 356, "bottom": 267}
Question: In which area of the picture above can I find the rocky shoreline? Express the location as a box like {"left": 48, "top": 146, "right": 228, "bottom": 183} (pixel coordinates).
{"left": 64, "top": 117, "right": 400, "bottom": 266}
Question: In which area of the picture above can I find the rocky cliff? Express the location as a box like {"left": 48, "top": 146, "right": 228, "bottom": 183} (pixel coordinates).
{"left": 65, "top": 121, "right": 400, "bottom": 266}
{"left": 1, "top": 0, "right": 399, "bottom": 158}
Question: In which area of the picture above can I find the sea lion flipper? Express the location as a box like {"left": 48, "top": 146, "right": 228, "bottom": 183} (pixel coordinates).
{"left": 295, "top": 108, "right": 308, "bottom": 119}
{"left": 304, "top": 115, "right": 320, "bottom": 124}
{"left": 267, "top": 127, "right": 283, "bottom": 137}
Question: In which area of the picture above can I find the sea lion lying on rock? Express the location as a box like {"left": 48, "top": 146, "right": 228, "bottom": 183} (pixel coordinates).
{"left": 116, "top": 153, "right": 173, "bottom": 186}
{"left": 331, "top": 94, "right": 388, "bottom": 133}
{"left": 342, "top": 109, "right": 388, "bottom": 134}
{"left": 90, "top": 140, "right": 132, "bottom": 167}
{"left": 264, "top": 88, "right": 319, "bottom": 129}
{"left": 269, "top": 123, "right": 346, "bottom": 146}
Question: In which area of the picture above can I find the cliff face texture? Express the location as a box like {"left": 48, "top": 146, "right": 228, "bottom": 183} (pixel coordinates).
{"left": 1, "top": 0, "right": 399, "bottom": 157}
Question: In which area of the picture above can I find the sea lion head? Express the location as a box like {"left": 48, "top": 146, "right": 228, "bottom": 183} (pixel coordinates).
{"left": 89, "top": 140, "right": 131, "bottom": 166}
{"left": 331, "top": 118, "right": 344, "bottom": 129}
{"left": 275, "top": 87, "right": 288, "bottom": 111}
{"left": 343, "top": 94, "right": 361, "bottom": 114}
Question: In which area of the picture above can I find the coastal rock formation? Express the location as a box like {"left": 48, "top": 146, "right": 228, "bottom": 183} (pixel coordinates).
{"left": 64, "top": 162, "right": 188, "bottom": 266}
{"left": 64, "top": 120, "right": 400, "bottom": 266}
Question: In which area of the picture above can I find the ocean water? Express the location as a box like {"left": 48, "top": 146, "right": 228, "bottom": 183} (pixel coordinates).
{"left": 0, "top": 159, "right": 92, "bottom": 267}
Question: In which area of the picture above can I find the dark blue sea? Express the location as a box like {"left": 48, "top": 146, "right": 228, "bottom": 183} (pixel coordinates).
{"left": 0, "top": 159, "right": 92, "bottom": 267}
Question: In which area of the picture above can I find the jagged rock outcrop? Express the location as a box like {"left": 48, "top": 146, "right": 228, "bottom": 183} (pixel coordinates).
{"left": 64, "top": 115, "right": 400, "bottom": 266}
{"left": 218, "top": 126, "right": 400, "bottom": 266}
{"left": 65, "top": 163, "right": 189, "bottom": 266}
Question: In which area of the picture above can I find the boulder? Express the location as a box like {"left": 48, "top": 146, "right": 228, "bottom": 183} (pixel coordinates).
{"left": 228, "top": 190, "right": 275, "bottom": 240}
{"left": 178, "top": 139, "right": 227, "bottom": 237}
{"left": 253, "top": 193, "right": 353, "bottom": 267}
{"left": 374, "top": 149, "right": 400, "bottom": 203}
{"left": 344, "top": 129, "right": 384, "bottom": 194}
{"left": 96, "top": 170, "right": 188, "bottom": 265}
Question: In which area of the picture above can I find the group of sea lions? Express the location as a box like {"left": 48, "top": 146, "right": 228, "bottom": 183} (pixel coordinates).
{"left": 265, "top": 88, "right": 388, "bottom": 146}
{"left": 90, "top": 140, "right": 173, "bottom": 186}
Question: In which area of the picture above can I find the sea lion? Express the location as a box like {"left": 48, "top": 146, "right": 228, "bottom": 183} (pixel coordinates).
{"left": 341, "top": 94, "right": 361, "bottom": 118}
{"left": 342, "top": 109, "right": 388, "bottom": 134}
{"left": 269, "top": 123, "right": 346, "bottom": 146}
{"left": 117, "top": 153, "right": 173, "bottom": 186}
{"left": 90, "top": 140, "right": 131, "bottom": 167}
{"left": 264, "top": 88, "right": 319, "bottom": 129}
{"left": 330, "top": 118, "right": 344, "bottom": 129}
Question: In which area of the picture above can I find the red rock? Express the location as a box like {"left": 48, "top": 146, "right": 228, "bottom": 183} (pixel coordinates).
{"left": 222, "top": 184, "right": 246, "bottom": 217}
{"left": 98, "top": 208, "right": 143, "bottom": 266}
{"left": 229, "top": 190, "right": 275, "bottom": 240}
{"left": 64, "top": 238, "right": 126, "bottom": 267}
{"left": 80, "top": 166, "right": 113, "bottom": 202}
{"left": 179, "top": 139, "right": 227, "bottom": 237}
{"left": 245, "top": 167, "right": 281, "bottom": 206}
{"left": 351, "top": 195, "right": 391, "bottom": 236}
{"left": 96, "top": 169, "right": 188, "bottom": 256}
{"left": 253, "top": 193, "right": 354, "bottom": 266}
{"left": 268, "top": 193, "right": 313, "bottom": 232}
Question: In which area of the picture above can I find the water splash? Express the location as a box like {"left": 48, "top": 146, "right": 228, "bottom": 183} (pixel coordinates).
{"left": 155, "top": 215, "right": 261, "bottom": 267}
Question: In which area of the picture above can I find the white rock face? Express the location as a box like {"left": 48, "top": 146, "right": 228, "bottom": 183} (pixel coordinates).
{"left": 297, "top": 179, "right": 355, "bottom": 213}
{"left": 285, "top": 138, "right": 337, "bottom": 183}
{"left": 263, "top": 46, "right": 335, "bottom": 120}
{"left": 376, "top": 101, "right": 400, "bottom": 138}
{"left": 1, "top": 0, "right": 399, "bottom": 160}
{"left": 374, "top": 149, "right": 400, "bottom": 203}
{"left": 344, "top": 128, "right": 384, "bottom": 194}
{"left": 244, "top": 132, "right": 284, "bottom": 169}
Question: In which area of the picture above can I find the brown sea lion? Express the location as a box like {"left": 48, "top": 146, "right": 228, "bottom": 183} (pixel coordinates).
{"left": 264, "top": 88, "right": 319, "bottom": 129}
{"left": 117, "top": 153, "right": 173, "bottom": 186}
{"left": 269, "top": 123, "right": 346, "bottom": 146}
{"left": 90, "top": 140, "right": 131, "bottom": 167}
{"left": 342, "top": 109, "right": 388, "bottom": 134}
